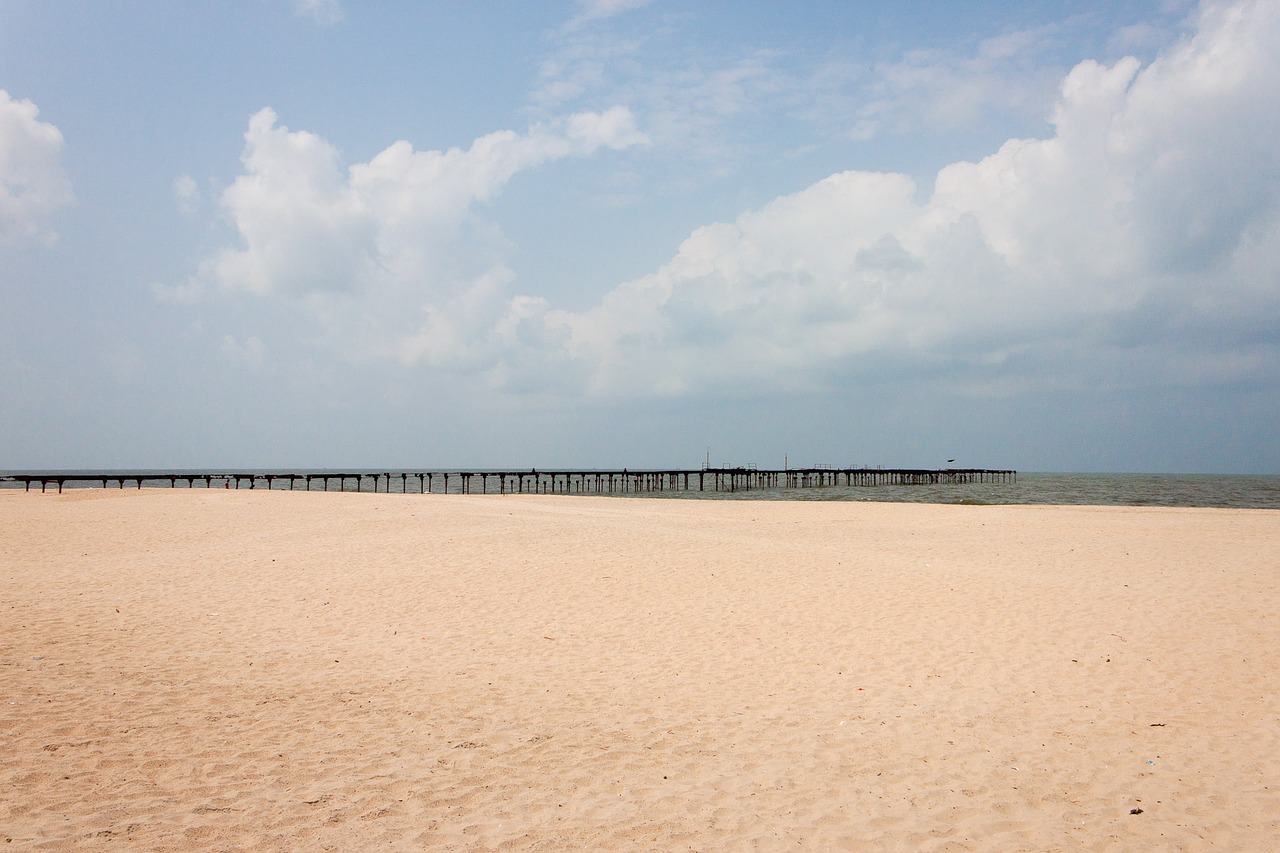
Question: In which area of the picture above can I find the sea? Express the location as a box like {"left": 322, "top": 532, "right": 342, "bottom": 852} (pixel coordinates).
{"left": 653, "top": 472, "right": 1280, "bottom": 509}
{"left": 3, "top": 470, "right": 1279, "bottom": 509}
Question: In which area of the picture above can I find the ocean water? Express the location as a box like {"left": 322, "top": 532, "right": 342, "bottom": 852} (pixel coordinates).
{"left": 3, "top": 470, "right": 1279, "bottom": 509}
{"left": 643, "top": 472, "right": 1280, "bottom": 509}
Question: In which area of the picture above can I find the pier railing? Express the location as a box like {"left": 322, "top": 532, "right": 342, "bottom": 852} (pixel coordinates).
{"left": 3, "top": 467, "right": 1016, "bottom": 495}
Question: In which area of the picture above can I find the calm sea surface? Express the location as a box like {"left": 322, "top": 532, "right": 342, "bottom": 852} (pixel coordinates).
{"left": 3, "top": 470, "right": 1279, "bottom": 509}
{"left": 648, "top": 472, "right": 1280, "bottom": 509}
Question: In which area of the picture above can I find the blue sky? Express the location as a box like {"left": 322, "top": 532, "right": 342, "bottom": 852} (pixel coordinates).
{"left": 2, "top": 0, "right": 1278, "bottom": 473}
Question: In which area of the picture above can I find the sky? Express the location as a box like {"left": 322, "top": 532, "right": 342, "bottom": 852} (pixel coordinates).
{"left": 2, "top": 0, "right": 1278, "bottom": 474}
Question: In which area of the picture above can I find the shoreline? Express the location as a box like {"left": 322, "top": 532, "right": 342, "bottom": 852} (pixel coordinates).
{"left": 4, "top": 490, "right": 1279, "bottom": 849}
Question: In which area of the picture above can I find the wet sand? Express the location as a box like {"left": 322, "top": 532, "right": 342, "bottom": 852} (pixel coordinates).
{"left": 3, "top": 489, "right": 1278, "bottom": 850}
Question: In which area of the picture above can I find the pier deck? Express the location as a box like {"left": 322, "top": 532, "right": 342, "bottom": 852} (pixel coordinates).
{"left": 3, "top": 467, "right": 1016, "bottom": 495}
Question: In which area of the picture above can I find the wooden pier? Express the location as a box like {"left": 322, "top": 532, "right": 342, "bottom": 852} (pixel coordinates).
{"left": 2, "top": 467, "right": 1016, "bottom": 495}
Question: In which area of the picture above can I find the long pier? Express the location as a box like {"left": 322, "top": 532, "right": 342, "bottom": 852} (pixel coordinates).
{"left": 3, "top": 467, "right": 1015, "bottom": 495}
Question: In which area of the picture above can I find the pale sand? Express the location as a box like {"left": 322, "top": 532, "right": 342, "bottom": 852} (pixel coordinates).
{"left": 2, "top": 490, "right": 1278, "bottom": 851}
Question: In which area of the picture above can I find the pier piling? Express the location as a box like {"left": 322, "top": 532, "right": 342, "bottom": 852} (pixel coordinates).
{"left": 4, "top": 466, "right": 1016, "bottom": 496}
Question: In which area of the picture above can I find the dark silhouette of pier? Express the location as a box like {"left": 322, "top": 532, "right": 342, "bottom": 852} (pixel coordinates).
{"left": 3, "top": 466, "right": 1015, "bottom": 495}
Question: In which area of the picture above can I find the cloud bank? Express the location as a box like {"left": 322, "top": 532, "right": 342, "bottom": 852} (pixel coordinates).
{"left": 0, "top": 90, "right": 73, "bottom": 246}
{"left": 179, "top": 0, "right": 1280, "bottom": 403}
{"left": 541, "top": 0, "right": 1280, "bottom": 396}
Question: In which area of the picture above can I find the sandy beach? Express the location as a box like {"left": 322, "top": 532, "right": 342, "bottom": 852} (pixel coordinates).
{"left": 2, "top": 489, "right": 1278, "bottom": 851}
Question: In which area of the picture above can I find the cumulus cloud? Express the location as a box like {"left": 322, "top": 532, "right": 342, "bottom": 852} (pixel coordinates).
{"left": 526, "top": 0, "right": 1280, "bottom": 396}
{"left": 175, "top": 105, "right": 646, "bottom": 363}
{"left": 0, "top": 90, "right": 73, "bottom": 246}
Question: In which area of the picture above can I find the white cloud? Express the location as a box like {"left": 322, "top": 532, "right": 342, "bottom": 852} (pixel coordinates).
{"left": 846, "top": 25, "right": 1066, "bottom": 142}
{"left": 531, "top": 30, "right": 792, "bottom": 181}
{"left": 174, "top": 174, "right": 200, "bottom": 214}
{"left": 176, "top": 105, "right": 646, "bottom": 363}
{"left": 291, "top": 0, "right": 342, "bottom": 26}
{"left": 0, "top": 90, "right": 73, "bottom": 246}
{"left": 567, "top": 0, "right": 651, "bottom": 30}
{"left": 534, "top": 11, "right": 1054, "bottom": 180}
